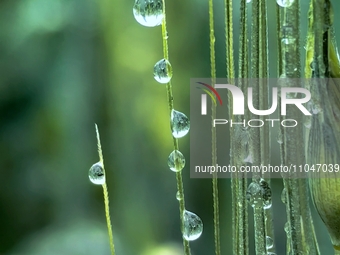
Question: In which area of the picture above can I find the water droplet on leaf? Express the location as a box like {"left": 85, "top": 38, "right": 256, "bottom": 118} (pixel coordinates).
{"left": 246, "top": 179, "right": 272, "bottom": 209}
{"left": 261, "top": 179, "right": 272, "bottom": 209}
{"left": 233, "top": 126, "right": 251, "bottom": 163}
{"left": 304, "top": 117, "right": 312, "bottom": 129}
{"left": 281, "top": 37, "right": 296, "bottom": 45}
{"left": 168, "top": 150, "right": 185, "bottom": 172}
{"left": 284, "top": 221, "right": 290, "bottom": 233}
{"left": 276, "top": 0, "right": 294, "bottom": 8}
{"left": 246, "top": 182, "right": 263, "bottom": 207}
{"left": 277, "top": 130, "right": 283, "bottom": 144}
{"left": 281, "top": 188, "right": 287, "bottom": 204}
{"left": 183, "top": 210, "right": 203, "bottom": 241}
{"left": 154, "top": 59, "right": 172, "bottom": 84}
{"left": 176, "top": 191, "right": 181, "bottom": 201}
{"left": 133, "top": 0, "right": 163, "bottom": 27}
{"left": 266, "top": 236, "right": 274, "bottom": 249}
{"left": 89, "top": 162, "right": 105, "bottom": 185}
{"left": 171, "top": 109, "right": 190, "bottom": 138}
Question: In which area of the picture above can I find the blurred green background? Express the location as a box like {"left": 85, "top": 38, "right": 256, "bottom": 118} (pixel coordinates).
{"left": 0, "top": 0, "right": 339, "bottom": 254}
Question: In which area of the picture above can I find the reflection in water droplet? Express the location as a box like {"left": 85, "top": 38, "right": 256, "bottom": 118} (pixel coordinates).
{"left": 154, "top": 59, "right": 172, "bottom": 84}
{"left": 171, "top": 109, "right": 190, "bottom": 138}
{"left": 183, "top": 210, "right": 203, "bottom": 241}
{"left": 133, "top": 0, "right": 163, "bottom": 27}
{"left": 168, "top": 150, "right": 185, "bottom": 172}
{"left": 89, "top": 162, "right": 105, "bottom": 185}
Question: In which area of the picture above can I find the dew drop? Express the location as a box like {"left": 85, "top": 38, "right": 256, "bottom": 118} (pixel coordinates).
{"left": 246, "top": 179, "right": 272, "bottom": 209}
{"left": 168, "top": 150, "right": 185, "bottom": 172}
{"left": 171, "top": 109, "right": 190, "bottom": 138}
{"left": 243, "top": 154, "right": 253, "bottom": 164}
{"left": 261, "top": 179, "right": 272, "bottom": 210}
{"left": 281, "top": 188, "right": 287, "bottom": 204}
{"left": 304, "top": 117, "right": 312, "bottom": 129}
{"left": 277, "top": 130, "right": 283, "bottom": 144}
{"left": 266, "top": 236, "right": 274, "bottom": 250}
{"left": 176, "top": 191, "right": 181, "bottom": 201}
{"left": 133, "top": 0, "right": 163, "bottom": 27}
{"left": 276, "top": 0, "right": 294, "bottom": 8}
{"left": 233, "top": 126, "right": 251, "bottom": 163}
{"left": 281, "top": 26, "right": 296, "bottom": 49}
{"left": 89, "top": 162, "right": 105, "bottom": 185}
{"left": 281, "top": 37, "right": 296, "bottom": 45}
{"left": 246, "top": 182, "right": 263, "bottom": 208}
{"left": 183, "top": 210, "right": 203, "bottom": 241}
{"left": 284, "top": 221, "right": 290, "bottom": 233}
{"left": 154, "top": 59, "right": 172, "bottom": 84}
{"left": 246, "top": 0, "right": 251, "bottom": 3}
{"left": 312, "top": 103, "right": 322, "bottom": 114}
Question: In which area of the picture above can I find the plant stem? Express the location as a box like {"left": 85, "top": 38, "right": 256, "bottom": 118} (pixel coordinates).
{"left": 95, "top": 124, "right": 116, "bottom": 255}
{"left": 225, "top": 0, "right": 234, "bottom": 79}
{"left": 233, "top": 1, "right": 249, "bottom": 255}
{"left": 249, "top": 0, "right": 271, "bottom": 254}
{"left": 208, "top": 0, "right": 221, "bottom": 255}
{"left": 335, "top": 247, "right": 340, "bottom": 255}
{"left": 161, "top": 1, "right": 190, "bottom": 254}
{"left": 224, "top": 1, "right": 241, "bottom": 254}
{"left": 258, "top": 1, "right": 276, "bottom": 253}
{"left": 279, "top": 1, "right": 313, "bottom": 254}
{"left": 103, "top": 183, "right": 115, "bottom": 255}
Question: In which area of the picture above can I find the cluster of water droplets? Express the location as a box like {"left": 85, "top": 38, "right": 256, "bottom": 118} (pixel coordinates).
{"left": 89, "top": 162, "right": 105, "bottom": 185}
{"left": 276, "top": 0, "right": 294, "bottom": 8}
{"left": 133, "top": 0, "right": 164, "bottom": 27}
{"left": 246, "top": 178, "right": 272, "bottom": 209}
{"left": 183, "top": 210, "right": 203, "bottom": 241}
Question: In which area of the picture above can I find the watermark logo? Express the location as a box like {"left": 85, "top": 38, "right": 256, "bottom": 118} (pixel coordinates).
{"left": 199, "top": 83, "right": 311, "bottom": 116}
{"left": 190, "top": 78, "right": 327, "bottom": 179}
{"left": 196, "top": 82, "right": 223, "bottom": 115}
